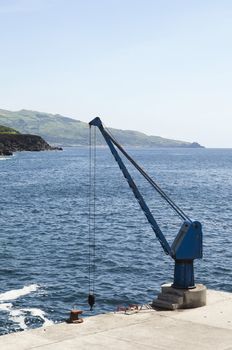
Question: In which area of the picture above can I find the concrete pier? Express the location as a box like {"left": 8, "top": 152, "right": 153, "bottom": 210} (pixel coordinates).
{"left": 0, "top": 289, "right": 231, "bottom": 350}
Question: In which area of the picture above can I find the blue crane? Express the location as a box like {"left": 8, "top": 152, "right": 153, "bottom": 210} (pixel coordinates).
{"left": 89, "top": 117, "right": 203, "bottom": 290}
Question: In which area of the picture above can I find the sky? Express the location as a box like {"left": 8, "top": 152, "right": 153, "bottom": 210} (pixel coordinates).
{"left": 0, "top": 0, "right": 232, "bottom": 147}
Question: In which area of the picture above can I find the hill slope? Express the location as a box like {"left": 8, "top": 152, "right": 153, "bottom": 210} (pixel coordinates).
{"left": 0, "top": 125, "right": 20, "bottom": 134}
{"left": 0, "top": 109, "right": 203, "bottom": 148}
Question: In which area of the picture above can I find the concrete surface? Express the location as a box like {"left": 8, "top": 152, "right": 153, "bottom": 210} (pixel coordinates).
{"left": 0, "top": 289, "right": 231, "bottom": 350}
{"left": 152, "top": 283, "right": 207, "bottom": 309}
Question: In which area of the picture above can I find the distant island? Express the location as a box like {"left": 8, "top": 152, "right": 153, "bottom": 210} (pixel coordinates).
{"left": 0, "top": 109, "right": 204, "bottom": 148}
{"left": 0, "top": 125, "right": 62, "bottom": 156}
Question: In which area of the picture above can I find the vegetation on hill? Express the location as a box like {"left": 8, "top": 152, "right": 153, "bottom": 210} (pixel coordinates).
{"left": 0, "top": 124, "right": 20, "bottom": 134}
{"left": 0, "top": 109, "right": 203, "bottom": 148}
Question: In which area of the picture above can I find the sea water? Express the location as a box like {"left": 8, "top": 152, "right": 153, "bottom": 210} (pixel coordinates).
{"left": 0, "top": 147, "right": 231, "bottom": 334}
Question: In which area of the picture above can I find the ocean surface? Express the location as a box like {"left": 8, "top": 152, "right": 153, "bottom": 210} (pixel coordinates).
{"left": 0, "top": 147, "right": 231, "bottom": 335}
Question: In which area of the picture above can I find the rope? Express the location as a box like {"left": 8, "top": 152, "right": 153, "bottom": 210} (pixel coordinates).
{"left": 88, "top": 126, "right": 92, "bottom": 295}
{"left": 93, "top": 126, "right": 96, "bottom": 293}
{"left": 88, "top": 126, "right": 96, "bottom": 310}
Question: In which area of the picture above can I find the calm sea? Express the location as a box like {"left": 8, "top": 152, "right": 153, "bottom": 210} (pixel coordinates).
{"left": 0, "top": 147, "right": 231, "bottom": 334}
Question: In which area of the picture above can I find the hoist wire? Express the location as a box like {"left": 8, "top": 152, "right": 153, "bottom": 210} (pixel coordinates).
{"left": 104, "top": 125, "right": 191, "bottom": 222}
{"left": 88, "top": 126, "right": 92, "bottom": 294}
{"left": 88, "top": 126, "right": 96, "bottom": 295}
{"left": 92, "top": 126, "right": 96, "bottom": 293}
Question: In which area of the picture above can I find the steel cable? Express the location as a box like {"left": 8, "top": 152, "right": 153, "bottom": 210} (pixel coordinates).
{"left": 104, "top": 125, "right": 191, "bottom": 222}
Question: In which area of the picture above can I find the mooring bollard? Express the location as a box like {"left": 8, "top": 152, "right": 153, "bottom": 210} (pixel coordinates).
{"left": 66, "top": 309, "right": 83, "bottom": 324}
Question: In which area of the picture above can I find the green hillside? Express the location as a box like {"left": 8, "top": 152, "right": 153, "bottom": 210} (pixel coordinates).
{"left": 0, "top": 109, "right": 203, "bottom": 148}
{"left": 0, "top": 124, "right": 20, "bottom": 134}
{"left": 0, "top": 109, "right": 90, "bottom": 146}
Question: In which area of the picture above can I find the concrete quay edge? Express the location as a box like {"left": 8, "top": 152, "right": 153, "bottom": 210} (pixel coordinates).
{"left": 0, "top": 289, "right": 231, "bottom": 350}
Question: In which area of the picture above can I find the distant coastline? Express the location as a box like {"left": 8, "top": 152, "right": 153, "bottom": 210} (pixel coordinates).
{"left": 0, "top": 108, "right": 204, "bottom": 148}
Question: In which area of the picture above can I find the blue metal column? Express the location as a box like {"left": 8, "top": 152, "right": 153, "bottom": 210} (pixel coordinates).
{"left": 172, "top": 260, "right": 195, "bottom": 289}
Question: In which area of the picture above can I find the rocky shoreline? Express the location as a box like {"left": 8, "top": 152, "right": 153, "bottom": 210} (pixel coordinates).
{"left": 0, "top": 134, "right": 62, "bottom": 156}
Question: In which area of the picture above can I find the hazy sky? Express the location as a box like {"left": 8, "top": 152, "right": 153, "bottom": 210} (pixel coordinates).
{"left": 0, "top": 0, "right": 231, "bottom": 147}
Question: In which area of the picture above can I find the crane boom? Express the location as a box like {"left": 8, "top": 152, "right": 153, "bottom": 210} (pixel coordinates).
{"left": 90, "top": 117, "right": 172, "bottom": 256}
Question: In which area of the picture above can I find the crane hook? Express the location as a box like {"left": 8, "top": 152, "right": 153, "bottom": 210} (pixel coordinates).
{"left": 88, "top": 293, "right": 95, "bottom": 311}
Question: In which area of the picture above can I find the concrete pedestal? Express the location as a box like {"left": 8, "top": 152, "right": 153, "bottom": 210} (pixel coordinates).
{"left": 152, "top": 283, "right": 207, "bottom": 310}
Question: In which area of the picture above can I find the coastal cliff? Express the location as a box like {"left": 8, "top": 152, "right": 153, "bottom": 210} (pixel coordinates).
{"left": 0, "top": 133, "right": 62, "bottom": 156}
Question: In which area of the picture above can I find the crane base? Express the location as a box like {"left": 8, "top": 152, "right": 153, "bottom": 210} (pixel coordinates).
{"left": 152, "top": 283, "right": 207, "bottom": 310}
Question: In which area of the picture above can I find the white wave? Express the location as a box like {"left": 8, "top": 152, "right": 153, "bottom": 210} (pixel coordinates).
{"left": 0, "top": 285, "right": 53, "bottom": 329}
{"left": 0, "top": 301, "right": 27, "bottom": 329}
{"left": 22, "top": 308, "right": 54, "bottom": 327}
{"left": 9, "top": 309, "right": 27, "bottom": 330}
{"left": 0, "top": 284, "right": 39, "bottom": 302}
{"left": 0, "top": 303, "right": 12, "bottom": 311}
{"left": 7, "top": 307, "right": 53, "bottom": 329}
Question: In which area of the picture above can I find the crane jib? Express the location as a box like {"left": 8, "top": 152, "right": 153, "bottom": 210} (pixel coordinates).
{"left": 89, "top": 117, "right": 173, "bottom": 257}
